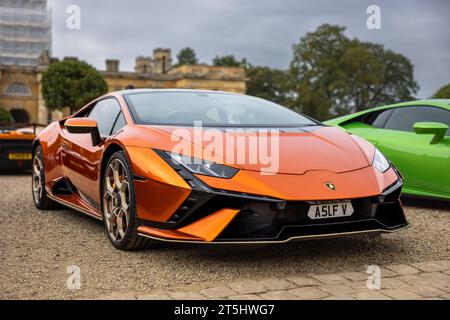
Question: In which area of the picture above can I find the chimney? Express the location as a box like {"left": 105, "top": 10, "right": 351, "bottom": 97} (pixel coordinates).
{"left": 105, "top": 59, "right": 119, "bottom": 72}
{"left": 153, "top": 48, "right": 172, "bottom": 73}
{"left": 135, "top": 56, "right": 153, "bottom": 74}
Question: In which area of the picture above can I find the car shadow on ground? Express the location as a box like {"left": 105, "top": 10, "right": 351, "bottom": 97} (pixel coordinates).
{"left": 152, "top": 233, "right": 410, "bottom": 264}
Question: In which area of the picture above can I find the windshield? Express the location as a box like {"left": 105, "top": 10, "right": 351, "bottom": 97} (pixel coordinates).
{"left": 124, "top": 91, "right": 318, "bottom": 127}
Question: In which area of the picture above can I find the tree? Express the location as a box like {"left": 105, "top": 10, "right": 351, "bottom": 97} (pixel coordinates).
{"left": 0, "top": 108, "right": 13, "bottom": 123}
{"left": 432, "top": 83, "right": 450, "bottom": 99}
{"left": 175, "top": 47, "right": 198, "bottom": 66}
{"left": 41, "top": 59, "right": 108, "bottom": 114}
{"left": 246, "top": 66, "right": 292, "bottom": 106}
{"left": 212, "top": 55, "right": 247, "bottom": 67}
{"left": 360, "top": 41, "right": 419, "bottom": 110}
{"left": 289, "top": 24, "right": 419, "bottom": 120}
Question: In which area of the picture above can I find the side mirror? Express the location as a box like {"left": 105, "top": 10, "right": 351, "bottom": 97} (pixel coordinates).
{"left": 413, "top": 122, "right": 448, "bottom": 144}
{"left": 65, "top": 118, "right": 102, "bottom": 146}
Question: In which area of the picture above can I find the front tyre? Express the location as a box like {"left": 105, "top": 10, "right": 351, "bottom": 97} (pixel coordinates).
{"left": 102, "top": 151, "right": 156, "bottom": 250}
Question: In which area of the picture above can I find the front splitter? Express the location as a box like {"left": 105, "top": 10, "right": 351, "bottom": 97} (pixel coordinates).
{"left": 137, "top": 223, "right": 410, "bottom": 245}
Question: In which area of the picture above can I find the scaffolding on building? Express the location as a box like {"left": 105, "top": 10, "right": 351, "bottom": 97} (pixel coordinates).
{"left": 0, "top": 0, "right": 51, "bottom": 66}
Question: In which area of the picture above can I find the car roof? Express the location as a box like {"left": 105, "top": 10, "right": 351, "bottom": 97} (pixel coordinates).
{"left": 325, "top": 99, "right": 450, "bottom": 124}
{"left": 384, "top": 99, "right": 450, "bottom": 109}
{"left": 359, "top": 99, "right": 450, "bottom": 115}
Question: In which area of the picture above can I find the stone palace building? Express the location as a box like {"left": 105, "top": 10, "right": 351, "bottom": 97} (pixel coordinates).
{"left": 0, "top": 48, "right": 247, "bottom": 124}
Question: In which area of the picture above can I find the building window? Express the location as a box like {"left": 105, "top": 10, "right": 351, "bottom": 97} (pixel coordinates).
{"left": 5, "top": 83, "right": 32, "bottom": 96}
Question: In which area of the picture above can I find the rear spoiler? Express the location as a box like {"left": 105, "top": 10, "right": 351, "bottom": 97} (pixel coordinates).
{"left": 0, "top": 122, "right": 47, "bottom": 134}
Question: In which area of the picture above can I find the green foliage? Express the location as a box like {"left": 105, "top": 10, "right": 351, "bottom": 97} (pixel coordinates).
{"left": 41, "top": 59, "right": 108, "bottom": 114}
{"left": 289, "top": 24, "right": 419, "bottom": 120}
{"left": 175, "top": 47, "right": 198, "bottom": 66}
{"left": 211, "top": 55, "right": 293, "bottom": 106}
{"left": 212, "top": 55, "right": 247, "bottom": 67}
{"left": 432, "top": 83, "right": 450, "bottom": 99}
{"left": 246, "top": 66, "right": 293, "bottom": 106}
{"left": 0, "top": 108, "right": 13, "bottom": 123}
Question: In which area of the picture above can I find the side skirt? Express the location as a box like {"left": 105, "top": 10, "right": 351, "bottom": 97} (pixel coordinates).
{"left": 48, "top": 194, "right": 103, "bottom": 221}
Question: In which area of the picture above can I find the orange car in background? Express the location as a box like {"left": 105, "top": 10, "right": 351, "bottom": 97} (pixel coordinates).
{"left": 0, "top": 123, "right": 44, "bottom": 171}
{"left": 32, "top": 89, "right": 409, "bottom": 250}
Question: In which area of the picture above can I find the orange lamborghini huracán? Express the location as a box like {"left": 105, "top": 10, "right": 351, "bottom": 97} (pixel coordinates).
{"left": 32, "top": 89, "right": 408, "bottom": 250}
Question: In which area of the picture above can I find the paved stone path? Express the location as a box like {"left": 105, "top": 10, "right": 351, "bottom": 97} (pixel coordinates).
{"left": 99, "top": 259, "right": 450, "bottom": 300}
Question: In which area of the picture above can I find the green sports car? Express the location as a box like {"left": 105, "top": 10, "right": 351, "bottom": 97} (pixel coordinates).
{"left": 325, "top": 99, "right": 450, "bottom": 201}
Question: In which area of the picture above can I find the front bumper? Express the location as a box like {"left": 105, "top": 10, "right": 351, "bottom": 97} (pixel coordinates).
{"left": 137, "top": 177, "right": 409, "bottom": 244}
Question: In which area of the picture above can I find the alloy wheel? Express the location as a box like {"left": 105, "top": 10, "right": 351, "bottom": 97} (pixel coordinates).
{"left": 103, "top": 158, "right": 131, "bottom": 242}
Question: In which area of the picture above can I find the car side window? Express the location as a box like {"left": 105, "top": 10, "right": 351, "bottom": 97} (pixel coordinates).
{"left": 111, "top": 112, "right": 126, "bottom": 135}
{"left": 360, "top": 109, "right": 394, "bottom": 128}
{"left": 88, "top": 98, "right": 122, "bottom": 136}
{"left": 371, "top": 109, "right": 394, "bottom": 128}
{"left": 384, "top": 106, "right": 450, "bottom": 135}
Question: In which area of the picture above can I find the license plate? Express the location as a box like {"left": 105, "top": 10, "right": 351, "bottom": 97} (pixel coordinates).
{"left": 307, "top": 201, "right": 354, "bottom": 220}
{"left": 8, "top": 153, "right": 32, "bottom": 160}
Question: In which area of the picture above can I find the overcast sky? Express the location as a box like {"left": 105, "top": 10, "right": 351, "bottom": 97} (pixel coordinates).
{"left": 48, "top": 0, "right": 449, "bottom": 99}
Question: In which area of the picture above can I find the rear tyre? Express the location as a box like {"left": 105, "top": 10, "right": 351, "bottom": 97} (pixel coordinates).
{"left": 102, "top": 151, "right": 157, "bottom": 250}
{"left": 32, "top": 146, "right": 58, "bottom": 210}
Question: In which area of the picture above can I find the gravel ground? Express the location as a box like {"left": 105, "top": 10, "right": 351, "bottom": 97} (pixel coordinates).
{"left": 0, "top": 174, "right": 449, "bottom": 300}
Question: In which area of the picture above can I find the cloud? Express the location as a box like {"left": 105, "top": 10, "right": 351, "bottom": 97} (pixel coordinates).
{"left": 49, "top": 0, "right": 450, "bottom": 98}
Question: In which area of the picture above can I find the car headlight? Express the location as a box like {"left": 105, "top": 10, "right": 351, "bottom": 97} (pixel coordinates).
{"left": 373, "top": 148, "right": 390, "bottom": 173}
{"left": 166, "top": 152, "right": 239, "bottom": 178}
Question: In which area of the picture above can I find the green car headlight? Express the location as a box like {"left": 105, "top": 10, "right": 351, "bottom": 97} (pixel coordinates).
{"left": 373, "top": 148, "right": 390, "bottom": 173}
{"left": 166, "top": 152, "right": 238, "bottom": 178}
